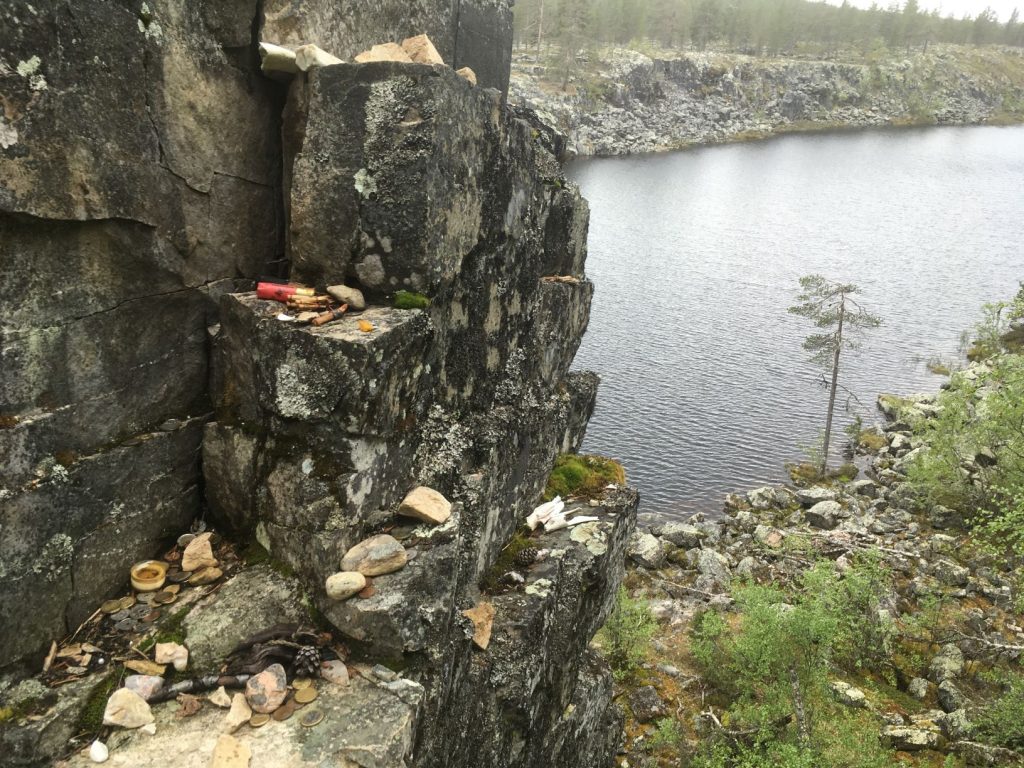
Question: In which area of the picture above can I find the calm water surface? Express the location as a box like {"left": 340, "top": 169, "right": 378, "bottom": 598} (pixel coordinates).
{"left": 568, "top": 125, "right": 1024, "bottom": 520}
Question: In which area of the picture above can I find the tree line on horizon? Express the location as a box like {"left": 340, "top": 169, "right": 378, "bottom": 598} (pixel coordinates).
{"left": 513, "top": 0, "right": 1024, "bottom": 59}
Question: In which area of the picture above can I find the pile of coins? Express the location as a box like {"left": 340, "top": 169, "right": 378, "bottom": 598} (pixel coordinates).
{"left": 249, "top": 678, "right": 324, "bottom": 729}
{"left": 101, "top": 584, "right": 182, "bottom": 634}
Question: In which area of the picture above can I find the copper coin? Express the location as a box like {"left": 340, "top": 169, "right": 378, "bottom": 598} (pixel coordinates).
{"left": 272, "top": 701, "right": 297, "bottom": 722}
{"left": 142, "top": 609, "right": 162, "bottom": 623}
{"left": 293, "top": 687, "right": 318, "bottom": 705}
{"left": 300, "top": 710, "right": 324, "bottom": 728}
{"left": 292, "top": 678, "right": 312, "bottom": 690}
{"left": 101, "top": 599, "right": 122, "bottom": 614}
{"left": 153, "top": 591, "right": 176, "bottom": 605}
{"left": 249, "top": 713, "right": 270, "bottom": 727}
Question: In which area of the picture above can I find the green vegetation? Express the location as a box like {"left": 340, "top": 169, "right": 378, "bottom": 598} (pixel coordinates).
{"left": 543, "top": 453, "right": 625, "bottom": 500}
{"left": 514, "top": 0, "right": 1024, "bottom": 64}
{"left": 393, "top": 290, "right": 430, "bottom": 310}
{"left": 789, "top": 275, "right": 881, "bottom": 476}
{"left": 975, "top": 671, "right": 1024, "bottom": 750}
{"left": 690, "top": 558, "right": 894, "bottom": 767}
{"left": 597, "top": 587, "right": 657, "bottom": 680}
{"left": 481, "top": 529, "right": 535, "bottom": 592}
{"left": 648, "top": 716, "right": 685, "bottom": 754}
{"left": 77, "top": 673, "right": 118, "bottom": 734}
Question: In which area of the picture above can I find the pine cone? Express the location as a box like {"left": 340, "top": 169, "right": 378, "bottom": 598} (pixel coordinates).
{"left": 293, "top": 645, "right": 321, "bottom": 678}
{"left": 514, "top": 547, "right": 539, "bottom": 568}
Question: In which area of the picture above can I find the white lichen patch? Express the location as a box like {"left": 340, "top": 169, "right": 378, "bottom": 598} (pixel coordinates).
{"left": 273, "top": 362, "right": 321, "bottom": 419}
{"left": 28, "top": 74, "right": 47, "bottom": 91}
{"left": 16, "top": 55, "right": 41, "bottom": 77}
{"left": 353, "top": 168, "right": 377, "bottom": 197}
{"left": 569, "top": 521, "right": 608, "bottom": 556}
{"left": 301, "top": 457, "right": 314, "bottom": 475}
{"left": 0, "top": 117, "right": 18, "bottom": 149}
{"left": 525, "top": 578, "right": 553, "bottom": 598}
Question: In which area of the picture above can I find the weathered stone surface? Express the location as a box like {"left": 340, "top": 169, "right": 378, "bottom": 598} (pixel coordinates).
{"left": 653, "top": 522, "right": 706, "bottom": 549}
{"left": 64, "top": 674, "right": 421, "bottom": 768}
{"left": 937, "top": 680, "right": 968, "bottom": 713}
{"left": 182, "top": 566, "right": 308, "bottom": 673}
{"left": 882, "top": 725, "right": 944, "bottom": 751}
{"left": 930, "top": 644, "right": 965, "bottom": 683}
{"left": 102, "top": 689, "right": 154, "bottom": 729}
{"left": 795, "top": 487, "right": 837, "bottom": 506}
{"left": 628, "top": 686, "right": 666, "bottom": 723}
{"left": 402, "top": 34, "right": 445, "bottom": 66}
{"left": 0, "top": 0, "right": 279, "bottom": 670}
{"left": 209, "top": 734, "right": 251, "bottom": 768}
{"left": 0, "top": 676, "right": 93, "bottom": 767}
{"left": 325, "top": 571, "right": 367, "bottom": 601}
{"left": 806, "top": 500, "right": 842, "bottom": 530}
{"left": 341, "top": 534, "right": 409, "bottom": 576}
{"left": 462, "top": 601, "right": 495, "bottom": 649}
{"left": 830, "top": 680, "right": 867, "bottom": 708}
{"left": 245, "top": 664, "right": 288, "bottom": 714}
{"left": 399, "top": 486, "right": 453, "bottom": 525}
{"left": 627, "top": 532, "right": 666, "bottom": 569}
{"left": 953, "top": 740, "right": 1022, "bottom": 766}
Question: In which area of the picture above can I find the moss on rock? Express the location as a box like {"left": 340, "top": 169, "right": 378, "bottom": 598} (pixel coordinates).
{"left": 544, "top": 454, "right": 626, "bottom": 501}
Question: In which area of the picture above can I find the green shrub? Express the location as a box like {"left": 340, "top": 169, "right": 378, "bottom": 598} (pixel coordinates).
{"left": 975, "top": 672, "right": 1024, "bottom": 750}
{"left": 690, "top": 558, "right": 894, "bottom": 767}
{"left": 648, "top": 717, "right": 685, "bottom": 754}
{"left": 597, "top": 587, "right": 656, "bottom": 680}
{"left": 393, "top": 290, "right": 430, "bottom": 309}
{"left": 543, "top": 453, "right": 625, "bottom": 501}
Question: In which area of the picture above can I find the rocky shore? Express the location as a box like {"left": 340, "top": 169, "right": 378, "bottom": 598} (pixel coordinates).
{"left": 510, "top": 46, "right": 1024, "bottom": 156}
{"left": 614, "top": 361, "right": 1024, "bottom": 766}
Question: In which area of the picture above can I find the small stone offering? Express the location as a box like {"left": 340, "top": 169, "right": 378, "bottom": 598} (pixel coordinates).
{"left": 398, "top": 486, "right": 452, "bottom": 525}
{"left": 245, "top": 662, "right": 288, "bottom": 713}
{"left": 325, "top": 571, "right": 366, "bottom": 601}
{"left": 340, "top": 534, "right": 408, "bottom": 576}
{"left": 102, "top": 688, "right": 154, "bottom": 729}
{"left": 181, "top": 532, "right": 218, "bottom": 571}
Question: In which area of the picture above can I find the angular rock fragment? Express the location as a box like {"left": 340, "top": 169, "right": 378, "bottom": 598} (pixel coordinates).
{"left": 341, "top": 534, "right": 408, "bottom": 576}
{"left": 321, "top": 660, "right": 350, "bottom": 687}
{"left": 354, "top": 43, "right": 412, "bottom": 64}
{"left": 182, "top": 533, "right": 218, "bottom": 572}
{"left": 398, "top": 486, "right": 452, "bottom": 525}
{"left": 123, "top": 675, "right": 164, "bottom": 702}
{"left": 295, "top": 44, "right": 343, "bottom": 71}
{"left": 806, "top": 500, "right": 841, "bottom": 530}
{"left": 456, "top": 67, "right": 477, "bottom": 86}
{"left": 245, "top": 663, "right": 287, "bottom": 713}
{"left": 102, "top": 688, "right": 154, "bottom": 729}
{"left": 154, "top": 642, "right": 189, "bottom": 672}
{"left": 401, "top": 34, "right": 445, "bottom": 65}
{"left": 222, "top": 693, "right": 252, "bottom": 733}
{"left": 208, "top": 686, "right": 232, "bottom": 708}
{"left": 325, "top": 571, "right": 367, "bottom": 601}
{"left": 462, "top": 601, "right": 495, "bottom": 650}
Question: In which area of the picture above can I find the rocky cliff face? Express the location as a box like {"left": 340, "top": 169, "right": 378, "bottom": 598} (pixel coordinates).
{"left": 511, "top": 46, "right": 1024, "bottom": 156}
{"left": 1, "top": 2, "right": 634, "bottom": 766}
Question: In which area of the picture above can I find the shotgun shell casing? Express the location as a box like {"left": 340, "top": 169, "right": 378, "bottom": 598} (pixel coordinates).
{"left": 311, "top": 304, "right": 349, "bottom": 326}
{"left": 257, "top": 281, "right": 316, "bottom": 301}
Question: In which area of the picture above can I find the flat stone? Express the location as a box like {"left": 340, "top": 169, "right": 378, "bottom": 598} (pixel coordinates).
{"left": 340, "top": 534, "right": 408, "bottom": 576}
{"left": 354, "top": 43, "right": 412, "bottom": 64}
{"left": 795, "top": 487, "right": 836, "bottom": 506}
{"left": 188, "top": 566, "right": 223, "bottom": 586}
{"left": 325, "top": 571, "right": 367, "bottom": 601}
{"left": 209, "top": 734, "right": 251, "bottom": 768}
{"left": 245, "top": 663, "right": 287, "bottom": 713}
{"left": 806, "top": 500, "right": 841, "bottom": 530}
{"left": 123, "top": 675, "right": 164, "bottom": 702}
{"left": 326, "top": 284, "right": 366, "bottom": 311}
{"left": 398, "top": 486, "right": 452, "bottom": 525}
{"left": 181, "top": 532, "right": 218, "bottom": 572}
{"left": 628, "top": 685, "right": 666, "bottom": 723}
{"left": 102, "top": 688, "right": 154, "bottom": 729}
{"left": 830, "top": 680, "right": 867, "bottom": 708}
{"left": 882, "top": 725, "right": 944, "bottom": 751}
{"left": 401, "top": 34, "right": 444, "bottom": 66}
{"left": 652, "top": 522, "right": 705, "bottom": 548}
{"left": 930, "top": 644, "right": 964, "bottom": 683}
{"left": 462, "top": 601, "right": 495, "bottom": 650}
{"left": 222, "top": 693, "right": 252, "bottom": 734}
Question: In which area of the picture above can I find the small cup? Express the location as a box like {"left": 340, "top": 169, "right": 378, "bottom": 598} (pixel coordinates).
{"left": 130, "top": 560, "right": 169, "bottom": 592}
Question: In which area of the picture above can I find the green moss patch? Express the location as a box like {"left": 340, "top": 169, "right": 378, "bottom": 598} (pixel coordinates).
{"left": 481, "top": 529, "right": 535, "bottom": 593}
{"left": 543, "top": 453, "right": 625, "bottom": 501}
{"left": 76, "top": 673, "right": 117, "bottom": 734}
{"left": 393, "top": 290, "right": 430, "bottom": 310}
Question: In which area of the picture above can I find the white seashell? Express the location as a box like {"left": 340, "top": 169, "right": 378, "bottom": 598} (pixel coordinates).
{"left": 89, "top": 740, "right": 109, "bottom": 763}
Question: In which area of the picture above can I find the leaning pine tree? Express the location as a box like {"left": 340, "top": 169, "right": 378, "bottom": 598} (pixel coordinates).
{"left": 789, "top": 275, "right": 881, "bottom": 475}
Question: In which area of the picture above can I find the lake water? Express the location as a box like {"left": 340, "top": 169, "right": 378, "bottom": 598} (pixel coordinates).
{"left": 568, "top": 125, "right": 1024, "bottom": 521}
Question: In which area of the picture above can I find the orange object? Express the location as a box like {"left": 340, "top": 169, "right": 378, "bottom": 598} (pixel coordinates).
{"left": 358, "top": 320, "right": 374, "bottom": 333}
{"left": 257, "top": 282, "right": 316, "bottom": 302}
{"left": 311, "top": 304, "right": 349, "bottom": 327}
